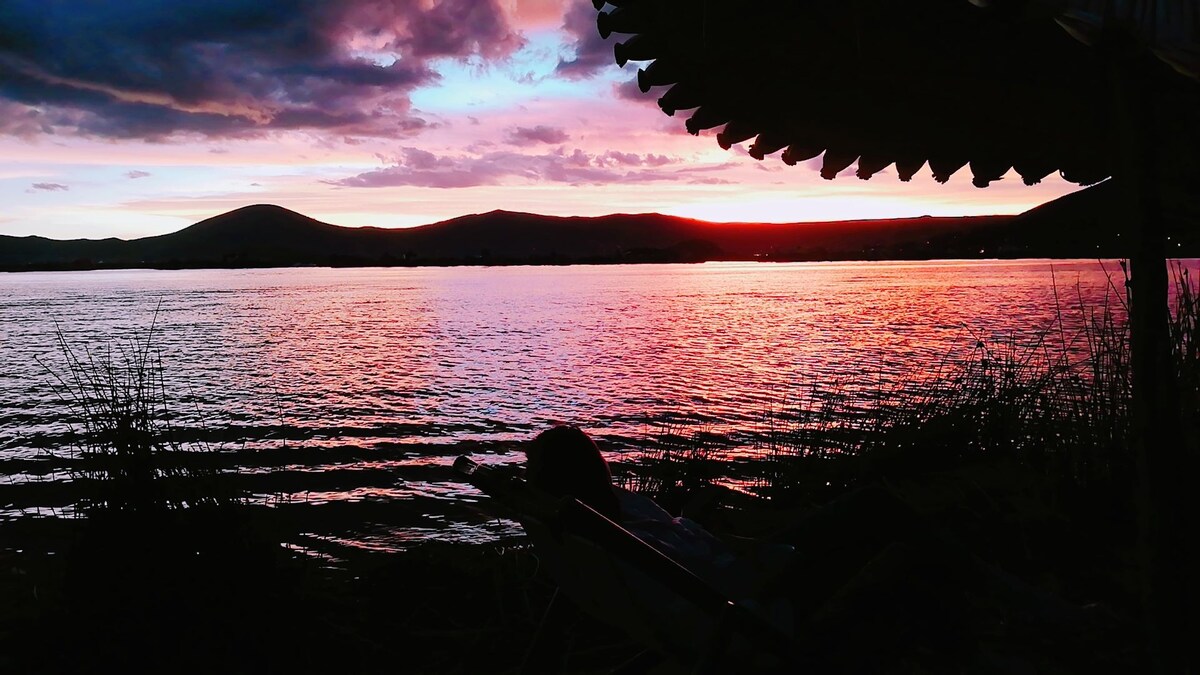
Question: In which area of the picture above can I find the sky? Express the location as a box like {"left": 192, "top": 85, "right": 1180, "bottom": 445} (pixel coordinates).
{"left": 0, "top": 0, "right": 1084, "bottom": 240}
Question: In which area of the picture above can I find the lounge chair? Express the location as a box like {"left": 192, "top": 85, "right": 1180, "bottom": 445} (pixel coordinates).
{"left": 453, "top": 456, "right": 796, "bottom": 672}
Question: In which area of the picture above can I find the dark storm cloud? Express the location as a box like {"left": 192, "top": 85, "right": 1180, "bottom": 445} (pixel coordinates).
{"left": 0, "top": 0, "right": 523, "bottom": 140}
{"left": 505, "top": 125, "right": 570, "bottom": 146}
{"left": 0, "top": 67, "right": 246, "bottom": 140}
{"left": 555, "top": 2, "right": 613, "bottom": 79}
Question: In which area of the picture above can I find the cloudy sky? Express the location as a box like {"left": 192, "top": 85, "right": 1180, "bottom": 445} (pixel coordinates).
{"left": 0, "top": 0, "right": 1082, "bottom": 239}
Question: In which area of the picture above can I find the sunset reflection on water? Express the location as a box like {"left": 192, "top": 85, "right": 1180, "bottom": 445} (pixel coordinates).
{"left": 2, "top": 259, "right": 1189, "bottom": 549}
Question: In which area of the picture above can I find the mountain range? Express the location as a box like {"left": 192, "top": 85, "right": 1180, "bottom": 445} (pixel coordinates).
{"left": 2, "top": 180, "right": 1195, "bottom": 271}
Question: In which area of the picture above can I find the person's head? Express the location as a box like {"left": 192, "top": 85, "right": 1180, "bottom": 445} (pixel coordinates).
{"left": 525, "top": 425, "right": 620, "bottom": 521}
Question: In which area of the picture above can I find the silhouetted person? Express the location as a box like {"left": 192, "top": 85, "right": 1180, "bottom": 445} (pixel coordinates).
{"left": 524, "top": 425, "right": 621, "bottom": 521}
{"left": 520, "top": 425, "right": 1109, "bottom": 673}
{"left": 523, "top": 425, "right": 760, "bottom": 599}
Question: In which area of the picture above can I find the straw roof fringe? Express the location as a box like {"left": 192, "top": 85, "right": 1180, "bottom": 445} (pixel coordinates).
{"left": 597, "top": 0, "right": 1200, "bottom": 188}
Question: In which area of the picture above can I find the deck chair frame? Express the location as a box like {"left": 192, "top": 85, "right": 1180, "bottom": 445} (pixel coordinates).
{"left": 453, "top": 456, "right": 795, "bottom": 671}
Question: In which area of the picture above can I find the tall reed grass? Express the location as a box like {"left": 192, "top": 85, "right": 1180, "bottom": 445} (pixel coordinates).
{"left": 628, "top": 263, "right": 1200, "bottom": 501}
{"left": 38, "top": 315, "right": 237, "bottom": 513}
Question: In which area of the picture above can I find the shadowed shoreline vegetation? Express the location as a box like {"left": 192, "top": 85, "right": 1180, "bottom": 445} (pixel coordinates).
{"left": 630, "top": 265, "right": 1196, "bottom": 499}
{"left": 1, "top": 264, "right": 1198, "bottom": 672}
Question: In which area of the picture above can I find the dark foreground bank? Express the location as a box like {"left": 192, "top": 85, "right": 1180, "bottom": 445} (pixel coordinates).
{"left": 0, "top": 446, "right": 1150, "bottom": 674}
{"left": 0, "top": 506, "right": 621, "bottom": 674}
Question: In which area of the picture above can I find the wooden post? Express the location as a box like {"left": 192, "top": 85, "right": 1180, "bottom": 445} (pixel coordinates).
{"left": 1113, "top": 46, "right": 1188, "bottom": 675}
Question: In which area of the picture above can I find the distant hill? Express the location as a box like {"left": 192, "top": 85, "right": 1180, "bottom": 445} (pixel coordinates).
{"left": 2, "top": 181, "right": 1194, "bottom": 272}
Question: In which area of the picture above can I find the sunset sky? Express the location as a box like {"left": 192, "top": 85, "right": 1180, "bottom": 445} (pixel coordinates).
{"left": 0, "top": 0, "right": 1083, "bottom": 240}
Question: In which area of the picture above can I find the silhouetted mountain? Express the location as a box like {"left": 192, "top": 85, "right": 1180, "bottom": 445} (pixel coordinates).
{"left": 131, "top": 204, "right": 399, "bottom": 265}
{"left": 3, "top": 182, "right": 1192, "bottom": 272}
{"left": 1004, "top": 179, "right": 1125, "bottom": 257}
{"left": 0, "top": 235, "right": 131, "bottom": 268}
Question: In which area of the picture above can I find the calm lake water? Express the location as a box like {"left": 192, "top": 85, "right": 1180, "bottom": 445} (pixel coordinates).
{"left": 0, "top": 259, "right": 1183, "bottom": 554}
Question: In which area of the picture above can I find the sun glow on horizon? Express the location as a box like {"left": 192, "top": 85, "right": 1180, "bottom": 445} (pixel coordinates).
{"left": 661, "top": 193, "right": 1039, "bottom": 224}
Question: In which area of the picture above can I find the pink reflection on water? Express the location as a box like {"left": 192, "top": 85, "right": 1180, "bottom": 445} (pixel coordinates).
{"left": 4, "top": 260, "right": 1160, "bottom": 451}
{"left": 4, "top": 259, "right": 1197, "bottom": 547}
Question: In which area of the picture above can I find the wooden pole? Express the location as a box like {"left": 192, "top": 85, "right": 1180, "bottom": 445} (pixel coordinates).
{"left": 1113, "top": 45, "right": 1188, "bottom": 675}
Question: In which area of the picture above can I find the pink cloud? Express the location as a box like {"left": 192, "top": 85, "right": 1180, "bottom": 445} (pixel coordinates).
{"left": 602, "top": 151, "right": 642, "bottom": 166}
{"left": 331, "top": 146, "right": 700, "bottom": 189}
{"left": 505, "top": 125, "right": 570, "bottom": 146}
{"left": 596, "top": 151, "right": 674, "bottom": 167}
{"left": 510, "top": 0, "right": 565, "bottom": 28}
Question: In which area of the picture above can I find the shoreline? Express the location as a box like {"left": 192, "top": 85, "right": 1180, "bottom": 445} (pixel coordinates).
{"left": 0, "top": 254, "right": 1171, "bottom": 275}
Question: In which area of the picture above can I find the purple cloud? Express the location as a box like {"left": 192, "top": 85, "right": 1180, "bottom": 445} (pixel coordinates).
{"left": 403, "top": 0, "right": 524, "bottom": 59}
{"left": 505, "top": 125, "right": 570, "bottom": 146}
{"left": 335, "top": 147, "right": 509, "bottom": 188}
{"left": 30, "top": 182, "right": 69, "bottom": 191}
{"left": 595, "top": 151, "right": 673, "bottom": 167}
{"left": 333, "top": 146, "right": 699, "bottom": 189}
{"left": 0, "top": 0, "right": 523, "bottom": 141}
{"left": 125, "top": 170, "right": 151, "bottom": 179}
{"left": 602, "top": 151, "right": 642, "bottom": 166}
{"left": 555, "top": 3, "right": 613, "bottom": 79}
{"left": 613, "top": 77, "right": 661, "bottom": 106}
{"left": 0, "top": 101, "right": 63, "bottom": 138}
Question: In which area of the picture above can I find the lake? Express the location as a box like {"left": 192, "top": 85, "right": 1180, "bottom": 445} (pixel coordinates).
{"left": 0, "top": 259, "right": 1174, "bottom": 554}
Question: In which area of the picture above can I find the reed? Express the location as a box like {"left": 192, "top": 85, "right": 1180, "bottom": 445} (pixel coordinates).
{"left": 37, "top": 313, "right": 238, "bottom": 513}
{"left": 626, "top": 262, "right": 1200, "bottom": 499}
{"left": 617, "top": 419, "right": 722, "bottom": 501}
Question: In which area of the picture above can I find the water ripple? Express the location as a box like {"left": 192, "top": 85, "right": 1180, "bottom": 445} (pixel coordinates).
{"left": 2, "top": 260, "right": 1190, "bottom": 550}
